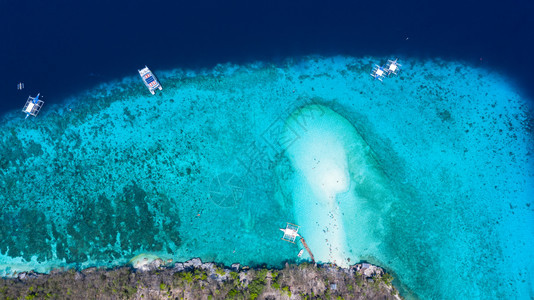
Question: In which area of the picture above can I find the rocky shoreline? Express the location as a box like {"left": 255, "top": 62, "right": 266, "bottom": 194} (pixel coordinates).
{"left": 0, "top": 258, "right": 401, "bottom": 299}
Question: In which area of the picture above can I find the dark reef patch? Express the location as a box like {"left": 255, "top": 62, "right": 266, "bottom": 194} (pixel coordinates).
{"left": 0, "top": 209, "right": 50, "bottom": 262}
{"left": 0, "top": 181, "right": 181, "bottom": 266}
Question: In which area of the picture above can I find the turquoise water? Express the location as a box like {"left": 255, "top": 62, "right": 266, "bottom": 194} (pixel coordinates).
{"left": 0, "top": 56, "right": 532, "bottom": 299}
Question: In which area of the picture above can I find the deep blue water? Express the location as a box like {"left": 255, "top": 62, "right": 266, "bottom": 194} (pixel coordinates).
{"left": 1, "top": 0, "right": 533, "bottom": 115}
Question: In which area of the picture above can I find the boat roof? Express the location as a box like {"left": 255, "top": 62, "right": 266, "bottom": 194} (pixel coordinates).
{"left": 281, "top": 223, "right": 300, "bottom": 243}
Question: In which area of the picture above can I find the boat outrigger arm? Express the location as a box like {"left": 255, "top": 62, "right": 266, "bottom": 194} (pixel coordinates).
{"left": 22, "top": 93, "right": 44, "bottom": 119}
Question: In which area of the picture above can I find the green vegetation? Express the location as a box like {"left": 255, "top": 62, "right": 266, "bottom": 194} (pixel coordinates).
{"left": 194, "top": 269, "right": 208, "bottom": 281}
{"left": 381, "top": 273, "right": 394, "bottom": 286}
{"left": 248, "top": 279, "right": 265, "bottom": 296}
{"left": 271, "top": 269, "right": 280, "bottom": 289}
{"left": 371, "top": 278, "right": 381, "bottom": 291}
{"left": 230, "top": 271, "right": 239, "bottom": 281}
{"left": 0, "top": 263, "right": 399, "bottom": 299}
{"left": 123, "top": 286, "right": 137, "bottom": 297}
{"left": 227, "top": 288, "right": 241, "bottom": 299}
{"left": 282, "top": 285, "right": 291, "bottom": 297}
{"left": 174, "top": 271, "right": 194, "bottom": 284}
{"left": 256, "top": 269, "right": 269, "bottom": 281}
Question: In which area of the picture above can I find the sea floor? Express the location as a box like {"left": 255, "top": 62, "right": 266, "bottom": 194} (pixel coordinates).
{"left": 0, "top": 56, "right": 532, "bottom": 299}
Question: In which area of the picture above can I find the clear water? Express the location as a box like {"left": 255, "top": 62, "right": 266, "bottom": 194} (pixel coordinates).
{"left": 0, "top": 56, "right": 532, "bottom": 299}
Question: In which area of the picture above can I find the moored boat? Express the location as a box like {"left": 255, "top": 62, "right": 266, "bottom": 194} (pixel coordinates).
{"left": 22, "top": 93, "right": 44, "bottom": 119}
{"left": 138, "top": 66, "right": 162, "bottom": 95}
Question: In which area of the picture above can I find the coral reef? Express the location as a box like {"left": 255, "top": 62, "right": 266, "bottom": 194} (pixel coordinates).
{"left": 0, "top": 56, "right": 532, "bottom": 298}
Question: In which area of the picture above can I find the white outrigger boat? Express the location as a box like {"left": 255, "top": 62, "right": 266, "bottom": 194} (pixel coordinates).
{"left": 138, "top": 66, "right": 162, "bottom": 95}
{"left": 385, "top": 58, "right": 401, "bottom": 76}
{"left": 370, "top": 64, "right": 386, "bottom": 81}
{"left": 280, "top": 223, "right": 300, "bottom": 243}
{"left": 22, "top": 93, "right": 44, "bottom": 119}
{"left": 371, "top": 58, "right": 401, "bottom": 81}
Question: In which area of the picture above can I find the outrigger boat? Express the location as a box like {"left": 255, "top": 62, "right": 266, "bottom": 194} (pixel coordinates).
{"left": 280, "top": 223, "right": 300, "bottom": 243}
{"left": 22, "top": 93, "right": 44, "bottom": 119}
{"left": 138, "top": 66, "right": 162, "bottom": 95}
{"left": 371, "top": 58, "right": 401, "bottom": 81}
{"left": 370, "top": 64, "right": 386, "bottom": 81}
{"left": 385, "top": 58, "right": 401, "bottom": 76}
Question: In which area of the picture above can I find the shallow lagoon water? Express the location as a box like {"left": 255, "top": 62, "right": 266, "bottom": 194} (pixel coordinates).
{"left": 0, "top": 56, "right": 532, "bottom": 298}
